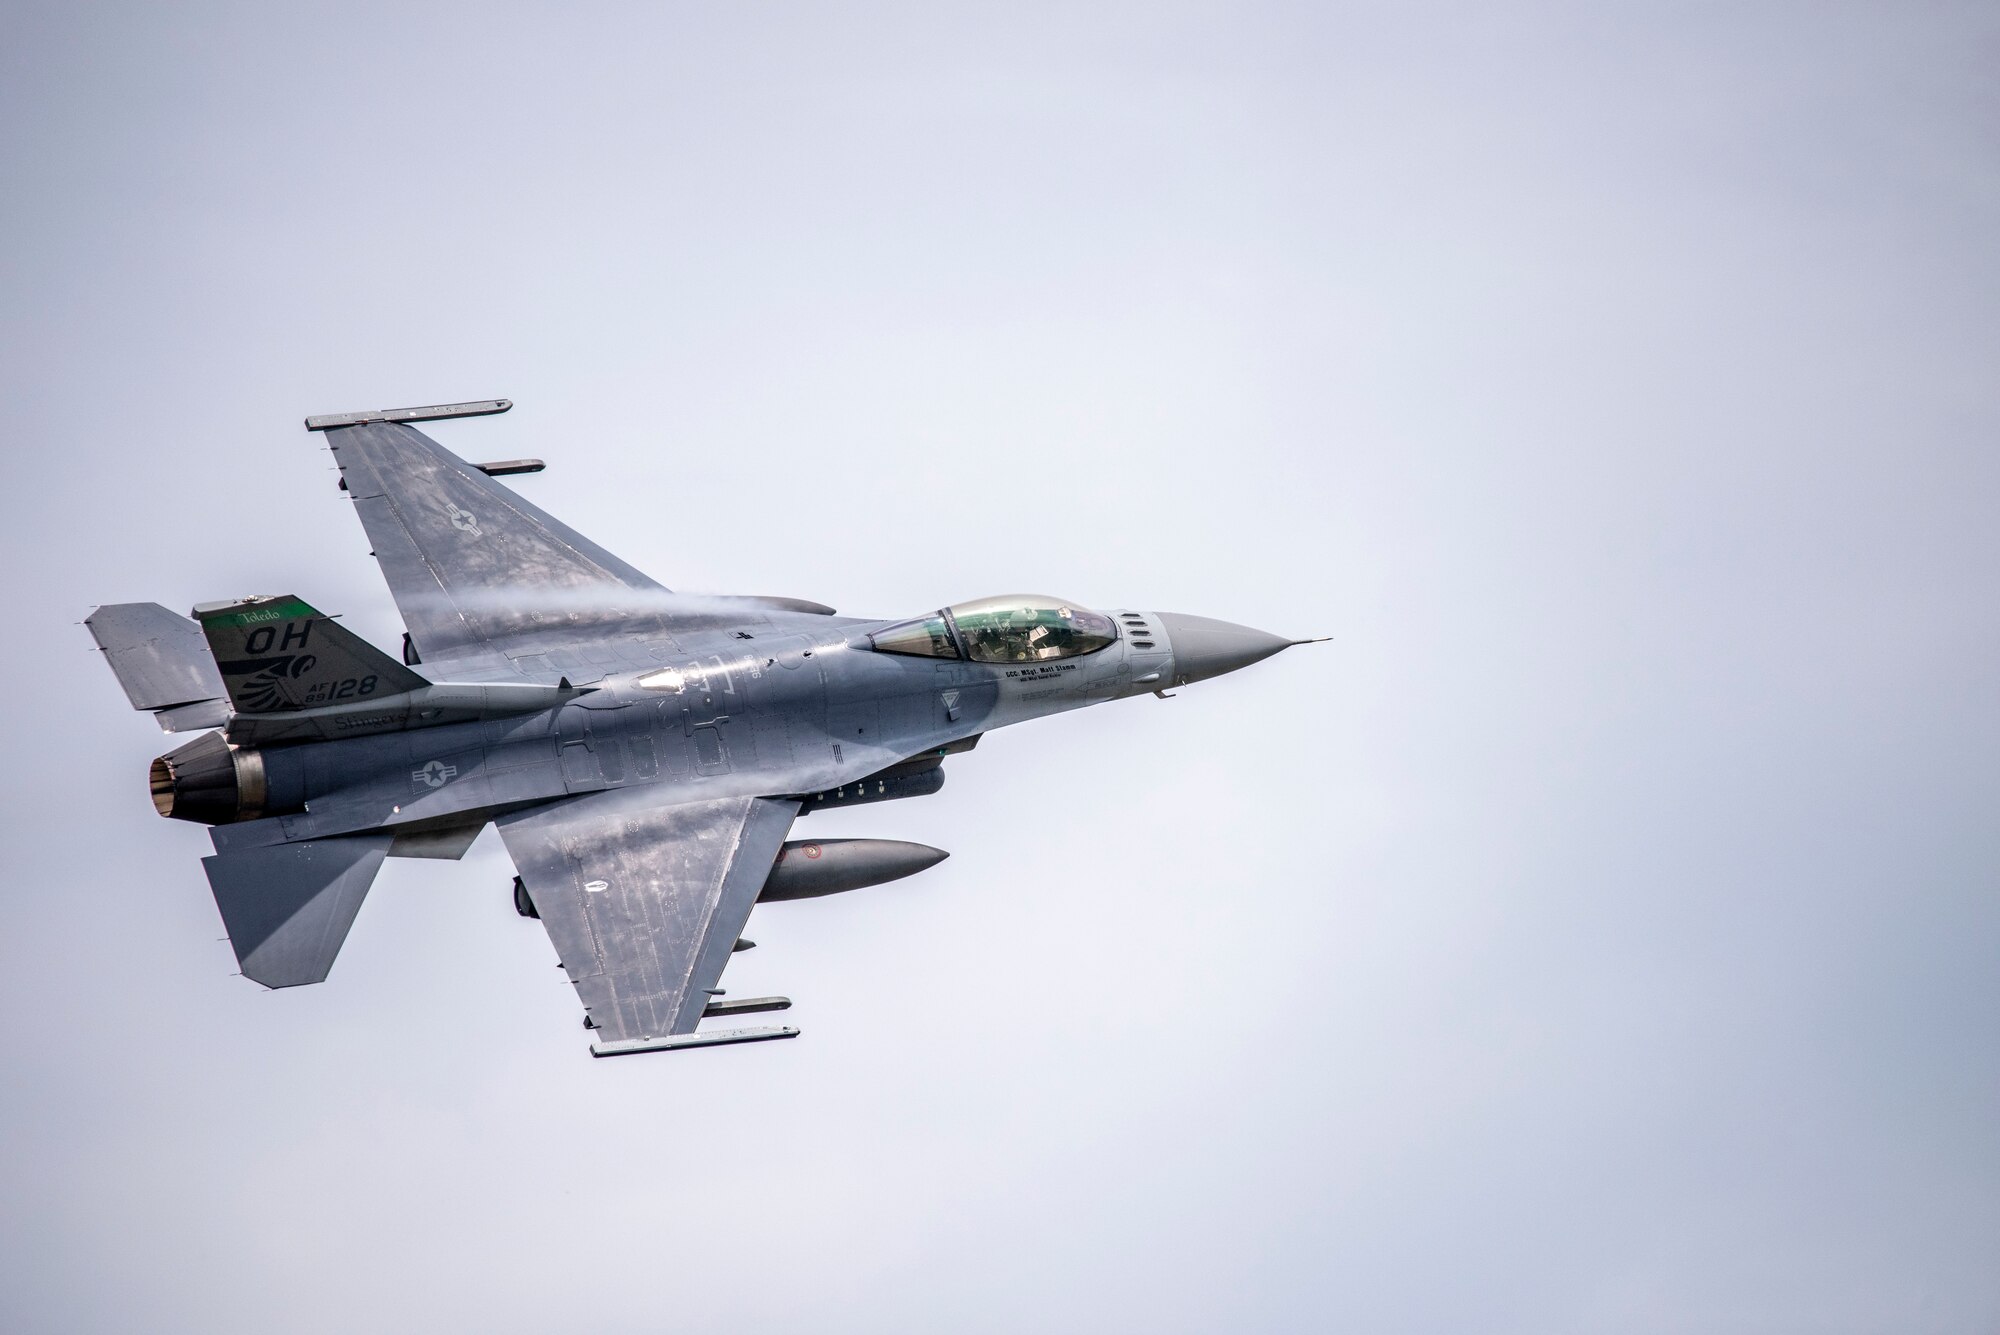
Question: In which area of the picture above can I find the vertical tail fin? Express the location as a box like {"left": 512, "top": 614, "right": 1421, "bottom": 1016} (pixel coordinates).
{"left": 193, "top": 595, "right": 425, "bottom": 715}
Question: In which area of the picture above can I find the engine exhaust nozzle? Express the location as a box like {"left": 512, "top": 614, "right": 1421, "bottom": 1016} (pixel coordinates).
{"left": 149, "top": 731, "right": 266, "bottom": 825}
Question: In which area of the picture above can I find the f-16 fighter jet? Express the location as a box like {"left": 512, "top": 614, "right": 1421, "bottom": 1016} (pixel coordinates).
{"left": 87, "top": 400, "right": 1320, "bottom": 1056}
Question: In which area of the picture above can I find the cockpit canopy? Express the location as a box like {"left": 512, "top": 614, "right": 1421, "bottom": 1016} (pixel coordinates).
{"left": 872, "top": 595, "right": 1119, "bottom": 663}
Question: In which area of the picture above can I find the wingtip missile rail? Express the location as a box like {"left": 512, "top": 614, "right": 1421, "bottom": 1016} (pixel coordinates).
{"left": 306, "top": 399, "right": 512, "bottom": 431}
{"left": 590, "top": 1026, "right": 800, "bottom": 1058}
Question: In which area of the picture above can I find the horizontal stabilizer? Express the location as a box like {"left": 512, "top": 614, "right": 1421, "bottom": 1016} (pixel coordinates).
{"left": 86, "top": 603, "right": 228, "bottom": 730}
{"left": 202, "top": 834, "right": 393, "bottom": 987}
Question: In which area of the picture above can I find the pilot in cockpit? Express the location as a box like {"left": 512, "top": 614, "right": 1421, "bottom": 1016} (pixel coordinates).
{"left": 871, "top": 595, "right": 1118, "bottom": 663}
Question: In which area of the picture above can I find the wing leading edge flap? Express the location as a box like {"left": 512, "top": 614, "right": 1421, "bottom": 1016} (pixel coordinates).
{"left": 202, "top": 834, "right": 394, "bottom": 988}
{"left": 496, "top": 790, "right": 799, "bottom": 1045}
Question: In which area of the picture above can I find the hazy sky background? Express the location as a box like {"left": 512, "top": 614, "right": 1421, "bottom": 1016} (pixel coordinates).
{"left": 4, "top": 4, "right": 1997, "bottom": 1331}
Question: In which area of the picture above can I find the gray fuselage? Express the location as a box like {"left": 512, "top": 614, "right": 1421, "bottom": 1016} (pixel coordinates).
{"left": 210, "top": 606, "right": 1182, "bottom": 854}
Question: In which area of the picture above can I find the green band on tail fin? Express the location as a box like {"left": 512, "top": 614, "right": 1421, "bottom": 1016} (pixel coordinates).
{"left": 193, "top": 595, "right": 426, "bottom": 715}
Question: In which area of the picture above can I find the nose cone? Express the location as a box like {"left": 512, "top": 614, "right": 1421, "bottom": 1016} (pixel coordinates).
{"left": 1155, "top": 613, "right": 1297, "bottom": 686}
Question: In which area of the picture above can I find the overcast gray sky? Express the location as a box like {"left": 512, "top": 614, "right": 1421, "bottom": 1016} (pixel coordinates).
{"left": 4, "top": 4, "right": 1997, "bottom": 1332}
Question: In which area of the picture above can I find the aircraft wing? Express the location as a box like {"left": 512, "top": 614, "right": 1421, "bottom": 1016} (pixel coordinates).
{"left": 325, "top": 419, "right": 670, "bottom": 663}
{"left": 495, "top": 788, "right": 800, "bottom": 1055}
